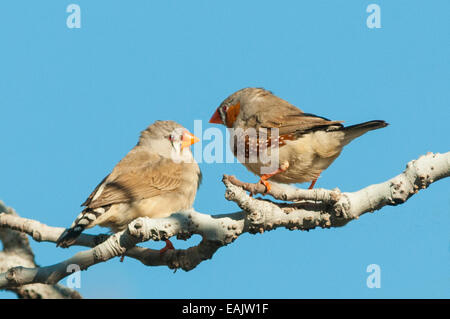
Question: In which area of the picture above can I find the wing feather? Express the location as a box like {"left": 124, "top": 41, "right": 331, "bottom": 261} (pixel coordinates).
{"left": 82, "top": 149, "right": 182, "bottom": 209}
{"left": 246, "top": 94, "right": 343, "bottom": 136}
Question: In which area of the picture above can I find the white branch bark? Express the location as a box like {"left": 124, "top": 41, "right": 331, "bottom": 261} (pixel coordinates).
{"left": 0, "top": 152, "right": 448, "bottom": 290}
{"left": 0, "top": 202, "right": 82, "bottom": 298}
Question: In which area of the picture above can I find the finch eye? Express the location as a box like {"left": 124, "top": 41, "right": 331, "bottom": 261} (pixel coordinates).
{"left": 168, "top": 134, "right": 174, "bottom": 141}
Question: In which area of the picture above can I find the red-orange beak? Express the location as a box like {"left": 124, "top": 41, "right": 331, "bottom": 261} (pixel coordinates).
{"left": 209, "top": 108, "right": 223, "bottom": 124}
{"left": 181, "top": 130, "right": 200, "bottom": 149}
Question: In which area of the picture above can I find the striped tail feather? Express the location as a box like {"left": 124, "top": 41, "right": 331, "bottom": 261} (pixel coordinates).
{"left": 56, "top": 208, "right": 102, "bottom": 247}
{"left": 56, "top": 226, "right": 86, "bottom": 248}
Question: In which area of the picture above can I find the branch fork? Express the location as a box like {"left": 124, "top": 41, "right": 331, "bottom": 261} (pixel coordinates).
{"left": 0, "top": 152, "right": 448, "bottom": 290}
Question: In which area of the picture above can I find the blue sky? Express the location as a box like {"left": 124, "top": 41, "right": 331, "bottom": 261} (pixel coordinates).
{"left": 0, "top": 1, "right": 449, "bottom": 298}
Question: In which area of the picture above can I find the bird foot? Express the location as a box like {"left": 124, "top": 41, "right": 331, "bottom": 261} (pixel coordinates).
{"left": 308, "top": 175, "right": 320, "bottom": 190}
{"left": 159, "top": 239, "right": 175, "bottom": 257}
{"left": 257, "top": 161, "right": 288, "bottom": 194}
{"left": 258, "top": 178, "right": 271, "bottom": 194}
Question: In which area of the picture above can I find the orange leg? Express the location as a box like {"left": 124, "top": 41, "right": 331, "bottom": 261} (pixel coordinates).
{"left": 308, "top": 173, "right": 321, "bottom": 190}
{"left": 159, "top": 239, "right": 175, "bottom": 257}
{"left": 259, "top": 163, "right": 289, "bottom": 193}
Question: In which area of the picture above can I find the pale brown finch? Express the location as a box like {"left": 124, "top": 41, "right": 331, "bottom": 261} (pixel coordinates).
{"left": 57, "top": 120, "right": 201, "bottom": 253}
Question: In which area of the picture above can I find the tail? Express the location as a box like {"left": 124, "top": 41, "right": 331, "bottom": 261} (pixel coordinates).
{"left": 56, "top": 209, "right": 100, "bottom": 248}
{"left": 56, "top": 226, "right": 86, "bottom": 248}
{"left": 341, "top": 120, "right": 388, "bottom": 146}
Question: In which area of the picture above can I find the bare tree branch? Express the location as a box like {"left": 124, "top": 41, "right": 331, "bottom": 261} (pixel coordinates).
{"left": 0, "top": 201, "right": 82, "bottom": 298}
{"left": 0, "top": 152, "right": 448, "bottom": 289}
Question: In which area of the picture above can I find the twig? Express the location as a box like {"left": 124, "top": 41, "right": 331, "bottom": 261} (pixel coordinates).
{"left": 0, "top": 152, "right": 448, "bottom": 288}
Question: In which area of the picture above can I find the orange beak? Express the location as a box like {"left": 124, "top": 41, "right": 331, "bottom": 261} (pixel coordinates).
{"left": 209, "top": 108, "right": 223, "bottom": 124}
{"left": 181, "top": 130, "right": 200, "bottom": 149}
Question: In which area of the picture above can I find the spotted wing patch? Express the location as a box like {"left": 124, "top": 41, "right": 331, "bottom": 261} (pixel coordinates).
{"left": 232, "top": 129, "right": 297, "bottom": 160}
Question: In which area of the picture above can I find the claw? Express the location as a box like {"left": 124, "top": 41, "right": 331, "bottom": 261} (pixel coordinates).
{"left": 258, "top": 162, "right": 289, "bottom": 195}
{"left": 159, "top": 239, "right": 175, "bottom": 257}
{"left": 259, "top": 178, "right": 272, "bottom": 193}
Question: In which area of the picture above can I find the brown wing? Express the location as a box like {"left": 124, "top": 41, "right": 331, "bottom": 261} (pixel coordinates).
{"left": 263, "top": 112, "right": 343, "bottom": 136}
{"left": 82, "top": 149, "right": 182, "bottom": 209}
{"left": 81, "top": 174, "right": 109, "bottom": 207}
{"left": 246, "top": 93, "right": 344, "bottom": 136}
